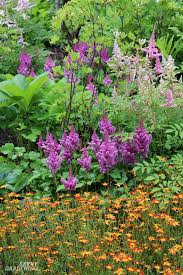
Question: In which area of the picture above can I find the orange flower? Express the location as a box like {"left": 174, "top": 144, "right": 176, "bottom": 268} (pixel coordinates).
{"left": 169, "top": 244, "right": 182, "bottom": 255}
{"left": 106, "top": 264, "right": 113, "bottom": 270}
{"left": 113, "top": 267, "right": 124, "bottom": 274}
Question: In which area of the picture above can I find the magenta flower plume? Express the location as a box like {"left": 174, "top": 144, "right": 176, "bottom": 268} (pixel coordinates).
{"left": 73, "top": 41, "right": 89, "bottom": 61}
{"left": 96, "top": 134, "right": 118, "bottom": 173}
{"left": 89, "top": 130, "right": 101, "bottom": 154}
{"left": 155, "top": 55, "right": 163, "bottom": 75}
{"left": 86, "top": 81, "right": 96, "bottom": 93}
{"left": 37, "top": 132, "right": 61, "bottom": 156}
{"left": 160, "top": 89, "right": 177, "bottom": 108}
{"left": 133, "top": 122, "right": 152, "bottom": 159}
{"left": 44, "top": 56, "right": 55, "bottom": 78}
{"left": 103, "top": 75, "right": 112, "bottom": 86}
{"left": 99, "top": 113, "right": 116, "bottom": 136}
{"left": 142, "top": 32, "right": 160, "bottom": 59}
{"left": 86, "top": 79, "right": 98, "bottom": 104}
{"left": 121, "top": 140, "right": 136, "bottom": 164}
{"left": 64, "top": 69, "right": 78, "bottom": 83}
{"left": 47, "top": 150, "right": 62, "bottom": 175}
{"left": 61, "top": 170, "right": 77, "bottom": 191}
{"left": 60, "top": 126, "right": 80, "bottom": 163}
{"left": 30, "top": 69, "right": 36, "bottom": 77}
{"left": 17, "top": 50, "right": 35, "bottom": 76}
{"left": 99, "top": 48, "right": 110, "bottom": 63}
{"left": 78, "top": 147, "right": 91, "bottom": 171}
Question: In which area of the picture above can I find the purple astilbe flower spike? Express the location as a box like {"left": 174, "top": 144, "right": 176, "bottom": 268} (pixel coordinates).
{"left": 142, "top": 32, "right": 160, "bottom": 59}
{"left": 86, "top": 81, "right": 96, "bottom": 93}
{"left": 64, "top": 69, "right": 78, "bottom": 83}
{"left": 47, "top": 150, "right": 62, "bottom": 175}
{"left": 121, "top": 140, "right": 136, "bottom": 164}
{"left": 17, "top": 50, "right": 32, "bottom": 76}
{"left": 78, "top": 147, "right": 91, "bottom": 171}
{"left": 86, "top": 79, "right": 98, "bottom": 104}
{"left": 133, "top": 121, "right": 152, "bottom": 159}
{"left": 155, "top": 55, "right": 163, "bottom": 75}
{"left": 30, "top": 68, "right": 36, "bottom": 77}
{"left": 89, "top": 130, "right": 101, "bottom": 154}
{"left": 96, "top": 134, "right": 118, "bottom": 173}
{"left": 160, "top": 89, "right": 177, "bottom": 108}
{"left": 37, "top": 132, "right": 61, "bottom": 156}
{"left": 61, "top": 170, "right": 77, "bottom": 191}
{"left": 60, "top": 126, "right": 79, "bottom": 163}
{"left": 44, "top": 56, "right": 55, "bottom": 75}
{"left": 66, "top": 125, "right": 79, "bottom": 152}
{"left": 103, "top": 75, "right": 112, "bottom": 86}
{"left": 72, "top": 41, "right": 89, "bottom": 62}
{"left": 17, "top": 50, "right": 36, "bottom": 77}
{"left": 37, "top": 135, "right": 44, "bottom": 150}
{"left": 112, "top": 132, "right": 123, "bottom": 162}
{"left": 62, "top": 149, "right": 73, "bottom": 164}
{"left": 99, "top": 113, "right": 116, "bottom": 136}
{"left": 99, "top": 48, "right": 110, "bottom": 63}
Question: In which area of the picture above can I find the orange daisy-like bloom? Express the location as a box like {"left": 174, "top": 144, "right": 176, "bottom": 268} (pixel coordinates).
{"left": 113, "top": 267, "right": 124, "bottom": 275}
{"left": 168, "top": 244, "right": 182, "bottom": 255}
{"left": 106, "top": 264, "right": 113, "bottom": 270}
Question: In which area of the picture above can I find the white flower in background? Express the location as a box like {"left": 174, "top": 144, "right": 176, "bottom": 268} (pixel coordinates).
{"left": 15, "top": 0, "right": 34, "bottom": 12}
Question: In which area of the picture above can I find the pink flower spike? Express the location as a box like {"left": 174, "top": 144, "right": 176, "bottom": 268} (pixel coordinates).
{"left": 44, "top": 56, "right": 55, "bottom": 72}
{"left": 99, "top": 48, "right": 110, "bottom": 63}
{"left": 142, "top": 32, "right": 161, "bottom": 59}
{"left": 61, "top": 170, "right": 77, "bottom": 191}
{"left": 160, "top": 89, "right": 177, "bottom": 108}
{"left": 103, "top": 75, "right": 112, "bottom": 86}
{"left": 155, "top": 55, "right": 163, "bottom": 75}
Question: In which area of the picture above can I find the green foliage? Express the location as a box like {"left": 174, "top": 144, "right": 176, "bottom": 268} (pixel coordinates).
{"left": 156, "top": 35, "right": 183, "bottom": 59}
{"left": 0, "top": 143, "right": 51, "bottom": 196}
{"left": 0, "top": 73, "right": 48, "bottom": 112}
{"left": 164, "top": 122, "right": 183, "bottom": 151}
{"left": 133, "top": 154, "right": 183, "bottom": 206}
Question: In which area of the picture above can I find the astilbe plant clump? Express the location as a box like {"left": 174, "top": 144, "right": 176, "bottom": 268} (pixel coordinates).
{"left": 37, "top": 113, "right": 152, "bottom": 190}
{"left": 38, "top": 116, "right": 152, "bottom": 190}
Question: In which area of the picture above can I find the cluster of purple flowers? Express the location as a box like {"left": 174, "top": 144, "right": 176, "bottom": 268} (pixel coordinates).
{"left": 61, "top": 170, "right": 77, "bottom": 191}
{"left": 96, "top": 134, "right": 118, "bottom": 173}
{"left": 60, "top": 125, "right": 80, "bottom": 163}
{"left": 17, "top": 50, "right": 36, "bottom": 77}
{"left": 99, "top": 113, "right": 116, "bottom": 135}
{"left": 78, "top": 147, "right": 91, "bottom": 171}
{"left": 37, "top": 132, "right": 62, "bottom": 175}
{"left": 44, "top": 56, "right": 55, "bottom": 79}
{"left": 160, "top": 89, "right": 177, "bottom": 108}
{"left": 38, "top": 115, "right": 152, "bottom": 191}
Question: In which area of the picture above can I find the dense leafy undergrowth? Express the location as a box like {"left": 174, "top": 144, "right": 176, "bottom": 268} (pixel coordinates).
{"left": 0, "top": 186, "right": 183, "bottom": 274}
